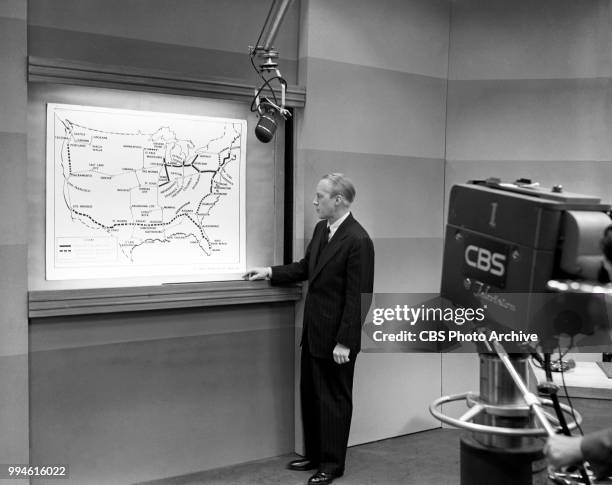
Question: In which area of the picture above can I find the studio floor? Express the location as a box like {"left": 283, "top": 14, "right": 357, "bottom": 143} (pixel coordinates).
{"left": 137, "top": 428, "right": 462, "bottom": 485}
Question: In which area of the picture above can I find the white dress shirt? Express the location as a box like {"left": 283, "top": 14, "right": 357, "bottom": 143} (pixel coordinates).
{"left": 327, "top": 211, "right": 350, "bottom": 241}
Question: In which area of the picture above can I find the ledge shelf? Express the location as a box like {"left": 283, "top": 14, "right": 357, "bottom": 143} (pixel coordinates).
{"left": 28, "top": 281, "right": 302, "bottom": 318}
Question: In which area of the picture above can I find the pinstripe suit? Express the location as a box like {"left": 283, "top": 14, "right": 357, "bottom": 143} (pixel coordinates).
{"left": 271, "top": 213, "right": 375, "bottom": 474}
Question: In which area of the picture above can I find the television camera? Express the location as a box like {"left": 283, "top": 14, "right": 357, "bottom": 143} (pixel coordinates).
{"left": 430, "top": 178, "right": 612, "bottom": 485}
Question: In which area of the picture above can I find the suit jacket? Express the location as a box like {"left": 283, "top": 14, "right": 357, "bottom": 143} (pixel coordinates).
{"left": 582, "top": 427, "right": 612, "bottom": 479}
{"left": 271, "top": 213, "right": 375, "bottom": 359}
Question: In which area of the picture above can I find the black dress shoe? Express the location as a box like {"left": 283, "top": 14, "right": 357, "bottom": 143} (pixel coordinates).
{"left": 308, "top": 471, "right": 341, "bottom": 485}
{"left": 287, "top": 458, "right": 318, "bottom": 471}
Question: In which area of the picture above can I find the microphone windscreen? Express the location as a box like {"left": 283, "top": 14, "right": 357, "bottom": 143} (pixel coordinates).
{"left": 255, "top": 111, "right": 277, "bottom": 143}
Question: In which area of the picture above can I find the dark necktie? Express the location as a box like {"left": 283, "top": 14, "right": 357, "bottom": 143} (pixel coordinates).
{"left": 316, "top": 226, "right": 330, "bottom": 264}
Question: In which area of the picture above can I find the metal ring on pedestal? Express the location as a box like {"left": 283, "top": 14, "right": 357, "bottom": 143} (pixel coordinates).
{"left": 429, "top": 392, "right": 582, "bottom": 437}
{"left": 547, "top": 279, "right": 612, "bottom": 294}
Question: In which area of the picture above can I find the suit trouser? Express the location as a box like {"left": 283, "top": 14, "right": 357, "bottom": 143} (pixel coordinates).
{"left": 300, "top": 346, "right": 356, "bottom": 474}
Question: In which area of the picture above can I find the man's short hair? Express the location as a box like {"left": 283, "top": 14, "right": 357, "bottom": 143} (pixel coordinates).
{"left": 322, "top": 173, "right": 356, "bottom": 204}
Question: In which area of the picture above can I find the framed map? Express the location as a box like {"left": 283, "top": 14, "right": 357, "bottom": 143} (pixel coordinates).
{"left": 46, "top": 103, "right": 246, "bottom": 281}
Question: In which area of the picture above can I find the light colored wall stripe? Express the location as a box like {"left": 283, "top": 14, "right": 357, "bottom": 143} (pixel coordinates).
{"left": 298, "top": 58, "right": 447, "bottom": 158}
{"left": 446, "top": 78, "right": 612, "bottom": 162}
{"left": 449, "top": 0, "right": 612, "bottom": 81}
{"left": 351, "top": 353, "right": 442, "bottom": 445}
{"left": 372, "top": 237, "right": 444, "bottom": 293}
{"left": 0, "top": 0, "right": 26, "bottom": 20}
{"left": 306, "top": 0, "right": 449, "bottom": 78}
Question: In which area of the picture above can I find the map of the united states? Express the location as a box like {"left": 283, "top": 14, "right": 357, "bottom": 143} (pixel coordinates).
{"left": 47, "top": 104, "right": 246, "bottom": 281}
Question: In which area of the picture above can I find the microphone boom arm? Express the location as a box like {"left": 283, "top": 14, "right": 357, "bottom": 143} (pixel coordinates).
{"left": 249, "top": 0, "right": 294, "bottom": 142}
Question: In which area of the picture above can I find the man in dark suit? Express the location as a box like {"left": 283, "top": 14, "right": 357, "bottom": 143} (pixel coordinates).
{"left": 244, "top": 173, "right": 375, "bottom": 485}
{"left": 545, "top": 428, "right": 612, "bottom": 480}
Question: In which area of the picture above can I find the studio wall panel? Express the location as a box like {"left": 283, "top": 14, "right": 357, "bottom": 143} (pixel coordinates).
{"left": 0, "top": 17, "right": 27, "bottom": 134}
{"left": 28, "top": 0, "right": 299, "bottom": 60}
{"left": 30, "top": 315, "right": 295, "bottom": 485}
{"left": 440, "top": 353, "right": 479, "bottom": 422}
{"left": 446, "top": 78, "right": 612, "bottom": 162}
{"left": 372, "top": 237, "right": 443, "bottom": 293}
{"left": 28, "top": 26, "right": 298, "bottom": 85}
{"left": 449, "top": 0, "right": 612, "bottom": 80}
{"left": 30, "top": 303, "right": 294, "bottom": 353}
{"left": 0, "top": 0, "right": 26, "bottom": 20}
{"left": 0, "top": 133, "right": 27, "bottom": 245}
{"left": 298, "top": 58, "right": 447, "bottom": 158}
{"left": 300, "top": 149, "right": 445, "bottom": 239}
{"left": 306, "top": 0, "right": 450, "bottom": 78}
{"left": 0, "top": 354, "right": 28, "bottom": 463}
{"left": 0, "top": 245, "right": 27, "bottom": 357}
{"left": 351, "top": 353, "right": 442, "bottom": 445}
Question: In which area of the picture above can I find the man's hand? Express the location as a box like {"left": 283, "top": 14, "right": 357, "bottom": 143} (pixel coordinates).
{"left": 544, "top": 434, "right": 584, "bottom": 468}
{"left": 243, "top": 267, "right": 271, "bottom": 281}
{"left": 333, "top": 343, "right": 350, "bottom": 364}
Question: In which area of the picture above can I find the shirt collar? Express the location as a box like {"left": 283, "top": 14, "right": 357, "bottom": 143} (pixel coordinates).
{"left": 327, "top": 211, "right": 350, "bottom": 239}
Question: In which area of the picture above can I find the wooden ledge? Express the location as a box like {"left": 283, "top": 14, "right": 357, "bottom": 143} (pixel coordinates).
{"left": 28, "top": 281, "right": 302, "bottom": 318}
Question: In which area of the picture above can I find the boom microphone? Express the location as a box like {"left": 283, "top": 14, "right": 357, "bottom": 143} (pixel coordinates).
{"left": 249, "top": 0, "right": 294, "bottom": 143}
{"left": 255, "top": 100, "right": 278, "bottom": 143}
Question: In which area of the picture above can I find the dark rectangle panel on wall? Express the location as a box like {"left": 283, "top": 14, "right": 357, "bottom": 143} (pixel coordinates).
{"left": 28, "top": 26, "right": 298, "bottom": 85}
{"left": 450, "top": 0, "right": 612, "bottom": 80}
{"left": 30, "top": 308, "right": 295, "bottom": 484}
{"left": 307, "top": 0, "right": 450, "bottom": 78}
{"left": 300, "top": 149, "right": 445, "bottom": 239}
{"left": 446, "top": 78, "right": 612, "bottom": 162}
{"left": 299, "top": 58, "right": 447, "bottom": 159}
